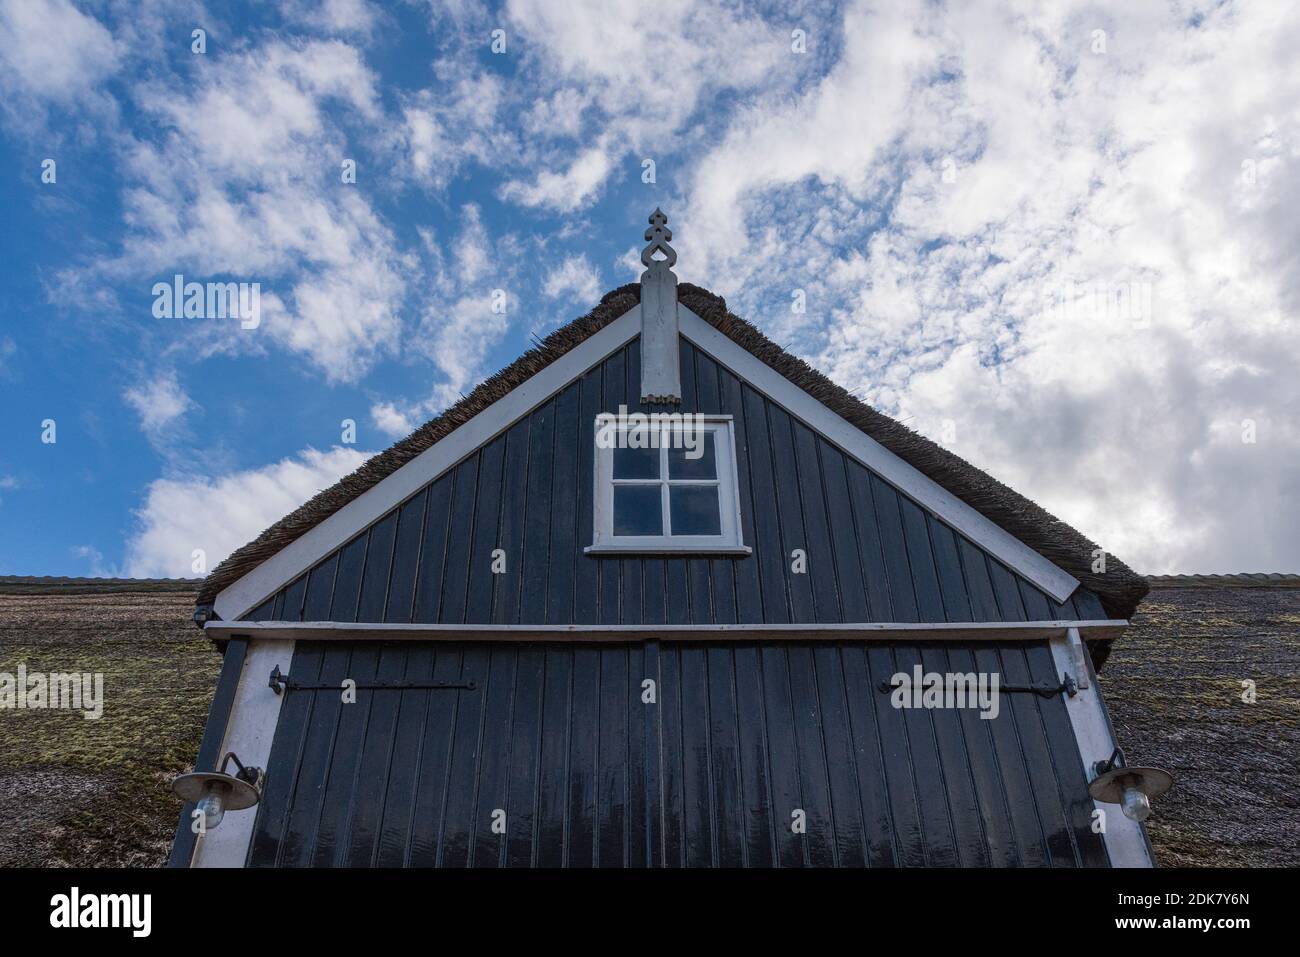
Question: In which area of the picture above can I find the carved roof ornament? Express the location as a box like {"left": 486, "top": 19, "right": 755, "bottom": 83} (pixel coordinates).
{"left": 641, "top": 207, "right": 677, "bottom": 274}
{"left": 639, "top": 208, "right": 682, "bottom": 404}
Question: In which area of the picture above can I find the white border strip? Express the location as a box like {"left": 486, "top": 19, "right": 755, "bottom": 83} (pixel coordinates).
{"left": 1047, "top": 632, "right": 1153, "bottom": 867}
{"left": 678, "top": 307, "right": 1081, "bottom": 603}
{"left": 213, "top": 306, "right": 644, "bottom": 620}
{"left": 207, "top": 619, "right": 1129, "bottom": 643}
{"left": 191, "top": 639, "right": 295, "bottom": 868}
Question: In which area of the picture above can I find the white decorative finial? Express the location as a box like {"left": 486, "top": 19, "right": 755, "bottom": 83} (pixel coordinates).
{"left": 641, "top": 207, "right": 677, "bottom": 272}
{"left": 639, "top": 208, "right": 681, "bottom": 404}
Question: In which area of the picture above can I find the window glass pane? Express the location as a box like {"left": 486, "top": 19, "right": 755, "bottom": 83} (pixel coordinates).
{"left": 669, "top": 485, "right": 722, "bottom": 536}
{"left": 613, "top": 444, "right": 660, "bottom": 480}
{"left": 668, "top": 431, "right": 716, "bottom": 480}
{"left": 614, "top": 485, "right": 663, "bottom": 535}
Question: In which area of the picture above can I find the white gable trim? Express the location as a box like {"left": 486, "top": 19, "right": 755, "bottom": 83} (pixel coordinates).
{"left": 212, "top": 304, "right": 644, "bottom": 620}
{"left": 677, "top": 307, "right": 1081, "bottom": 603}
{"left": 215, "top": 299, "right": 1080, "bottom": 619}
{"left": 191, "top": 638, "right": 295, "bottom": 867}
{"left": 1048, "top": 632, "right": 1153, "bottom": 866}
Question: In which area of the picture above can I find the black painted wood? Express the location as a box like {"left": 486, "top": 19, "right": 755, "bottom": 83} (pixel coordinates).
{"left": 253, "top": 339, "right": 1105, "bottom": 627}
{"left": 301, "top": 552, "right": 337, "bottom": 621}
{"left": 227, "top": 335, "right": 1128, "bottom": 869}
{"left": 246, "top": 638, "right": 1108, "bottom": 868}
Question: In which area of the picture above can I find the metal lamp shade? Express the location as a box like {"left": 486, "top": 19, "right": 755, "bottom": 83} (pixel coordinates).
{"left": 1087, "top": 766, "right": 1174, "bottom": 804}
{"left": 171, "top": 771, "right": 261, "bottom": 811}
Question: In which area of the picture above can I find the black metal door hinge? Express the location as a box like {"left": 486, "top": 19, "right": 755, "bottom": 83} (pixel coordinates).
{"left": 269, "top": 664, "right": 476, "bottom": 695}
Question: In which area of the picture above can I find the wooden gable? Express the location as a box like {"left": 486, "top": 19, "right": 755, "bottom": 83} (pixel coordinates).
{"left": 242, "top": 336, "right": 1107, "bottom": 628}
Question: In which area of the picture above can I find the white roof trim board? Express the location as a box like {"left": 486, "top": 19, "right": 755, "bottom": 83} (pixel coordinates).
{"left": 214, "top": 302, "right": 1080, "bottom": 620}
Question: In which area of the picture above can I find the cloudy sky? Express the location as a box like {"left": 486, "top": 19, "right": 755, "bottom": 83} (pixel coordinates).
{"left": 0, "top": 0, "right": 1296, "bottom": 580}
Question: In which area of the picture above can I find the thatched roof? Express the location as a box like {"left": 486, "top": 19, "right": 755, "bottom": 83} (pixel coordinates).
{"left": 1147, "top": 573, "right": 1300, "bottom": 588}
{"left": 1101, "top": 581, "right": 1300, "bottom": 866}
{"left": 0, "top": 578, "right": 213, "bottom": 867}
{"left": 197, "top": 283, "right": 1149, "bottom": 619}
{"left": 0, "top": 575, "right": 200, "bottom": 596}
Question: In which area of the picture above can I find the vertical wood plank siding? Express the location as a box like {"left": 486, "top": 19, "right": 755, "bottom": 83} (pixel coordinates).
{"left": 246, "top": 638, "right": 1109, "bottom": 867}
{"left": 253, "top": 339, "right": 1106, "bottom": 626}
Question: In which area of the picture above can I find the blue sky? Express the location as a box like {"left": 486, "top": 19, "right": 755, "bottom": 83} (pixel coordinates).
{"left": 1, "top": 0, "right": 1298, "bottom": 579}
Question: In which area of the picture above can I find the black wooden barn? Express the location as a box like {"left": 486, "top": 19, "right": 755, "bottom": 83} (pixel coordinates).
{"left": 171, "top": 211, "right": 1155, "bottom": 868}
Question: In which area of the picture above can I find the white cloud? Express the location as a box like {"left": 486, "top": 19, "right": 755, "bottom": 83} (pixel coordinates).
{"left": 678, "top": 0, "right": 1300, "bottom": 573}
{"left": 83, "top": 39, "right": 408, "bottom": 384}
{"left": 403, "top": 106, "right": 446, "bottom": 179}
{"left": 616, "top": 244, "right": 643, "bottom": 282}
{"left": 371, "top": 400, "right": 416, "bottom": 440}
{"left": 543, "top": 254, "right": 601, "bottom": 304}
{"left": 72, "top": 544, "right": 110, "bottom": 577}
{"left": 452, "top": 202, "right": 493, "bottom": 283}
{"left": 124, "top": 446, "right": 370, "bottom": 578}
{"left": 283, "top": 0, "right": 379, "bottom": 35}
{"left": 398, "top": 74, "right": 512, "bottom": 189}
{"left": 0, "top": 0, "right": 119, "bottom": 104}
{"left": 506, "top": 0, "right": 788, "bottom": 142}
{"left": 683, "top": 1, "right": 935, "bottom": 288}
{"left": 401, "top": 1, "right": 799, "bottom": 214}
{"left": 123, "top": 370, "right": 192, "bottom": 437}
{"left": 494, "top": 0, "right": 796, "bottom": 210}
{"left": 425, "top": 291, "right": 511, "bottom": 407}
{"left": 520, "top": 87, "right": 590, "bottom": 140}
{"left": 421, "top": 205, "right": 520, "bottom": 395}
{"left": 499, "top": 144, "right": 615, "bottom": 212}
{"left": 367, "top": 204, "right": 523, "bottom": 435}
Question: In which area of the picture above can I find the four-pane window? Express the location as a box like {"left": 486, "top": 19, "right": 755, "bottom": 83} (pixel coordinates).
{"left": 590, "top": 418, "right": 747, "bottom": 553}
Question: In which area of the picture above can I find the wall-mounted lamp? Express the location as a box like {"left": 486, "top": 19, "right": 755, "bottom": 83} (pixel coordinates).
{"left": 171, "top": 751, "right": 264, "bottom": 831}
{"left": 1087, "top": 747, "right": 1173, "bottom": 822}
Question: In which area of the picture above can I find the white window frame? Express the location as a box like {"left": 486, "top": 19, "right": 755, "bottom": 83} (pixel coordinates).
{"left": 587, "top": 415, "right": 750, "bottom": 555}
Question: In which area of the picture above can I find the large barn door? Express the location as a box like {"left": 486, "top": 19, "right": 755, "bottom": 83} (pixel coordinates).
{"left": 247, "top": 641, "right": 655, "bottom": 867}
{"left": 246, "top": 639, "right": 1109, "bottom": 867}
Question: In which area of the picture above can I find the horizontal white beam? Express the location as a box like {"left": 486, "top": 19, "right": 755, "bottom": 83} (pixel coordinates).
{"left": 207, "top": 619, "right": 1129, "bottom": 643}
